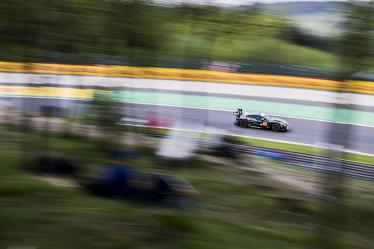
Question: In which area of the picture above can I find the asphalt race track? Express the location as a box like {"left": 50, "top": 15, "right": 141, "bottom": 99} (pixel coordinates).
{"left": 1, "top": 96, "right": 374, "bottom": 154}
{"left": 123, "top": 103, "right": 374, "bottom": 154}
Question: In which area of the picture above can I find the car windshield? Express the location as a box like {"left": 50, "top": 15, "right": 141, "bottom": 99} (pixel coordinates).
{"left": 264, "top": 115, "right": 272, "bottom": 120}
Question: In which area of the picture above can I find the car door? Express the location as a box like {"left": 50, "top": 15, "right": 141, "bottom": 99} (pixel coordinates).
{"left": 253, "top": 115, "right": 268, "bottom": 127}
{"left": 247, "top": 115, "right": 257, "bottom": 126}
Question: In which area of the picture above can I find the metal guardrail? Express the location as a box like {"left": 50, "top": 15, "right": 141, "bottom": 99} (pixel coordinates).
{"left": 244, "top": 145, "right": 374, "bottom": 181}
{"left": 193, "top": 137, "right": 374, "bottom": 181}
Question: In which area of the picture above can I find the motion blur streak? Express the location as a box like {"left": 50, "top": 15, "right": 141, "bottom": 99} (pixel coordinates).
{"left": 0, "top": 1, "right": 373, "bottom": 249}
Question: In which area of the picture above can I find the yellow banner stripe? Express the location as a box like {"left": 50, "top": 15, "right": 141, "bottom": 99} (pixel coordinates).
{"left": 0, "top": 61, "right": 372, "bottom": 94}
{"left": 0, "top": 86, "right": 95, "bottom": 99}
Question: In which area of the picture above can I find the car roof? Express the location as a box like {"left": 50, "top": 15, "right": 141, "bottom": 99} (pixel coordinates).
{"left": 245, "top": 112, "right": 264, "bottom": 115}
{"left": 245, "top": 112, "right": 272, "bottom": 118}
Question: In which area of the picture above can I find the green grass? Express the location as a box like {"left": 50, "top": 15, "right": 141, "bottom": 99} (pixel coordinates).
{"left": 166, "top": 31, "right": 339, "bottom": 69}
{"left": 0, "top": 126, "right": 373, "bottom": 249}
{"left": 236, "top": 136, "right": 374, "bottom": 165}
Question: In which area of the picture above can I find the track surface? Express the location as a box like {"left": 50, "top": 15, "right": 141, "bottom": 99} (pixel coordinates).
{"left": 1, "top": 96, "right": 374, "bottom": 154}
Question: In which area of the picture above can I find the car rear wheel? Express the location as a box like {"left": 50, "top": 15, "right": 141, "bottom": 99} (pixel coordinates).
{"left": 271, "top": 123, "right": 281, "bottom": 132}
{"left": 239, "top": 119, "right": 248, "bottom": 128}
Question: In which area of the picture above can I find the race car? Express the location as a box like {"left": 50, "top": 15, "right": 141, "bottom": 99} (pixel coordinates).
{"left": 233, "top": 109, "right": 289, "bottom": 132}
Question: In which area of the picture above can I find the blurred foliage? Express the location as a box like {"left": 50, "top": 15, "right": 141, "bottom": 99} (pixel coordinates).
{"left": 340, "top": 1, "right": 374, "bottom": 73}
{"left": 0, "top": 0, "right": 343, "bottom": 68}
{"left": 0, "top": 1, "right": 372, "bottom": 70}
{"left": 89, "top": 91, "right": 121, "bottom": 130}
{"left": 0, "top": 125, "right": 374, "bottom": 248}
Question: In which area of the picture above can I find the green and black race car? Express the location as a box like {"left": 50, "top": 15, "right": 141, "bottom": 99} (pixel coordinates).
{"left": 233, "top": 109, "right": 289, "bottom": 132}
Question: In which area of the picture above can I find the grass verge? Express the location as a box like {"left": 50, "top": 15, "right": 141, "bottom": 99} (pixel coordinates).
{"left": 236, "top": 136, "right": 374, "bottom": 165}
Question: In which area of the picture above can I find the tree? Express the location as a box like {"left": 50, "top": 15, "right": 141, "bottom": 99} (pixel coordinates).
{"left": 319, "top": 2, "right": 373, "bottom": 249}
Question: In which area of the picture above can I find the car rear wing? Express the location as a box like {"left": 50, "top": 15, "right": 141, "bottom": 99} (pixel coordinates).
{"left": 233, "top": 108, "right": 243, "bottom": 118}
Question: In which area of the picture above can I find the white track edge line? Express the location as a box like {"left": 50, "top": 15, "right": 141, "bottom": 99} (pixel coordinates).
{"left": 124, "top": 123, "right": 374, "bottom": 157}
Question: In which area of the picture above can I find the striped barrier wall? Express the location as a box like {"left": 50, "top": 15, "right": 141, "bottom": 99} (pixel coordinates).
{"left": 0, "top": 61, "right": 373, "bottom": 94}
